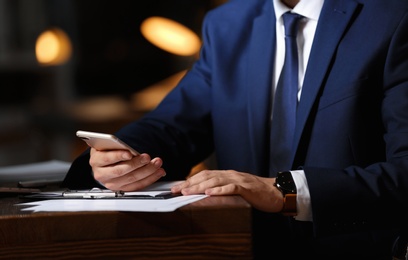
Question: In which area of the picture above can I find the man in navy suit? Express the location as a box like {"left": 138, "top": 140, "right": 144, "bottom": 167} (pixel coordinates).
{"left": 63, "top": 0, "right": 408, "bottom": 258}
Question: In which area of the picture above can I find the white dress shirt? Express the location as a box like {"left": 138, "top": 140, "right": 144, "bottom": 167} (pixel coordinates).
{"left": 272, "top": 0, "right": 324, "bottom": 221}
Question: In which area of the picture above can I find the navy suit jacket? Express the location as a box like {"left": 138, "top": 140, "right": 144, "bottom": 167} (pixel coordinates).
{"left": 64, "top": 0, "right": 408, "bottom": 257}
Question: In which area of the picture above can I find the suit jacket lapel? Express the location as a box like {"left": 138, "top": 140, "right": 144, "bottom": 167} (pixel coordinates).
{"left": 247, "top": 0, "right": 275, "bottom": 174}
{"left": 246, "top": 0, "right": 360, "bottom": 172}
{"left": 292, "top": 0, "right": 359, "bottom": 162}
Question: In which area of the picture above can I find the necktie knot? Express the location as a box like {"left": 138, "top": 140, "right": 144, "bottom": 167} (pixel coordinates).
{"left": 283, "top": 12, "right": 302, "bottom": 38}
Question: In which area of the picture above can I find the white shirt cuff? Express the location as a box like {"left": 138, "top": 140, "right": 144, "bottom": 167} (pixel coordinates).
{"left": 291, "top": 170, "right": 313, "bottom": 221}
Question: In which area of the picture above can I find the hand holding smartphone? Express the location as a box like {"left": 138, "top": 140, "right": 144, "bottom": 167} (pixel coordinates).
{"left": 76, "top": 130, "right": 139, "bottom": 156}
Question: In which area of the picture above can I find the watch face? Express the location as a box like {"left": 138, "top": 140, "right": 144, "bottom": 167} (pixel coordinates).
{"left": 276, "top": 171, "right": 296, "bottom": 194}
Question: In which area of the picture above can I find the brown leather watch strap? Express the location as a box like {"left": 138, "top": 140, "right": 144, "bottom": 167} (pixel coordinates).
{"left": 281, "top": 193, "right": 297, "bottom": 216}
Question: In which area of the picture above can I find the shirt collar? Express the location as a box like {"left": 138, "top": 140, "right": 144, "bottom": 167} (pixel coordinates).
{"left": 273, "top": 0, "right": 324, "bottom": 21}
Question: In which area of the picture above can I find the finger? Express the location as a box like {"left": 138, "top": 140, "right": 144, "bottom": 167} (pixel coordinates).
{"left": 181, "top": 170, "right": 242, "bottom": 195}
{"left": 103, "top": 157, "right": 165, "bottom": 191}
{"left": 171, "top": 180, "right": 189, "bottom": 193}
{"left": 89, "top": 148, "right": 134, "bottom": 168}
{"left": 93, "top": 153, "right": 150, "bottom": 180}
{"left": 171, "top": 170, "right": 213, "bottom": 193}
{"left": 119, "top": 166, "right": 166, "bottom": 191}
{"left": 179, "top": 170, "right": 222, "bottom": 195}
{"left": 204, "top": 183, "right": 238, "bottom": 196}
{"left": 120, "top": 157, "right": 164, "bottom": 183}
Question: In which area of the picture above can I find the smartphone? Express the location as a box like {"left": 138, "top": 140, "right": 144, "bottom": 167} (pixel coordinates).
{"left": 76, "top": 130, "right": 139, "bottom": 156}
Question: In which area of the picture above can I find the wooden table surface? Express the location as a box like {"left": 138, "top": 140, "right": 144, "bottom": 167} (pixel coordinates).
{"left": 0, "top": 194, "right": 253, "bottom": 260}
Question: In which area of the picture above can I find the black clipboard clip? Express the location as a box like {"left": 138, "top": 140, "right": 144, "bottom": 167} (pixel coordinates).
{"left": 62, "top": 188, "right": 125, "bottom": 199}
{"left": 20, "top": 187, "right": 181, "bottom": 200}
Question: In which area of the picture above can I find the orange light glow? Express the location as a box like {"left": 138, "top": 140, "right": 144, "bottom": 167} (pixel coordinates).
{"left": 35, "top": 28, "right": 72, "bottom": 65}
{"left": 141, "top": 16, "right": 201, "bottom": 56}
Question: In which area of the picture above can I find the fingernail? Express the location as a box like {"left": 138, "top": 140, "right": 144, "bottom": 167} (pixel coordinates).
{"left": 153, "top": 159, "right": 162, "bottom": 167}
{"left": 157, "top": 169, "right": 166, "bottom": 177}
{"left": 140, "top": 156, "right": 149, "bottom": 164}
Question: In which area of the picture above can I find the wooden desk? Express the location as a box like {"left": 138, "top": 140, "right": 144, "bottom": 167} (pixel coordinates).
{"left": 0, "top": 195, "right": 252, "bottom": 260}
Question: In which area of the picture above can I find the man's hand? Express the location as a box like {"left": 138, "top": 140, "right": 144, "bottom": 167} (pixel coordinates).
{"left": 89, "top": 148, "right": 166, "bottom": 191}
{"left": 171, "top": 170, "right": 284, "bottom": 213}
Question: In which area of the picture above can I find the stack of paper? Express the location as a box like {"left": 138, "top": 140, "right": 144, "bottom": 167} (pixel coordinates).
{"left": 0, "top": 160, "right": 71, "bottom": 185}
{"left": 17, "top": 180, "right": 208, "bottom": 213}
{"left": 18, "top": 194, "right": 207, "bottom": 212}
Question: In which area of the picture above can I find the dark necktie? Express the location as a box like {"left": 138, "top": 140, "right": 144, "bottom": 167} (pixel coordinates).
{"left": 269, "top": 12, "right": 302, "bottom": 176}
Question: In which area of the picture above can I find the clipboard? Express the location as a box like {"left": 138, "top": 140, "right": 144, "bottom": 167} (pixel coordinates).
{"left": 21, "top": 187, "right": 181, "bottom": 200}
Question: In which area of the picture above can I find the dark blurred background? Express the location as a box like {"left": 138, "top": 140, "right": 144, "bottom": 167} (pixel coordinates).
{"left": 0, "top": 0, "right": 227, "bottom": 166}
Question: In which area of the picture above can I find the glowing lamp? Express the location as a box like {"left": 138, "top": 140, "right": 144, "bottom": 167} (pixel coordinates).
{"left": 35, "top": 28, "right": 72, "bottom": 66}
{"left": 141, "top": 16, "right": 201, "bottom": 56}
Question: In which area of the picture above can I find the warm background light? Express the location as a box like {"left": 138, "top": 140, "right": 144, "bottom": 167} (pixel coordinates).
{"left": 141, "top": 16, "right": 201, "bottom": 56}
{"left": 131, "top": 70, "right": 187, "bottom": 112}
{"left": 35, "top": 28, "right": 72, "bottom": 65}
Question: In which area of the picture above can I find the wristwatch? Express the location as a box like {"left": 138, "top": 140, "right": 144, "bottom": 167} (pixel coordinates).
{"left": 274, "top": 171, "right": 297, "bottom": 216}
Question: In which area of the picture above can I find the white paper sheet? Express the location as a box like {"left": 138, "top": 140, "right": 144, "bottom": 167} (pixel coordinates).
{"left": 17, "top": 194, "right": 208, "bottom": 212}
